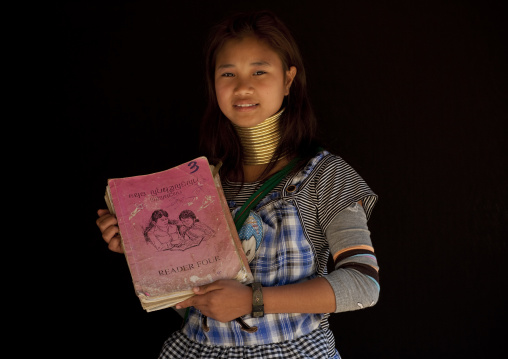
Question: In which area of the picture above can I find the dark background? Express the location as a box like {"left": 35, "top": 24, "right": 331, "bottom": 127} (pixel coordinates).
{"left": 58, "top": 1, "right": 506, "bottom": 358}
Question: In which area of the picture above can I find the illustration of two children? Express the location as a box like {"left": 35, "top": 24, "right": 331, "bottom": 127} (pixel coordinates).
{"left": 143, "top": 209, "right": 215, "bottom": 252}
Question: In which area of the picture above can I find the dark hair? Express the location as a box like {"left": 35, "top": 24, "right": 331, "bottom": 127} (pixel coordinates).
{"left": 199, "top": 10, "right": 320, "bottom": 181}
{"left": 179, "top": 209, "right": 198, "bottom": 222}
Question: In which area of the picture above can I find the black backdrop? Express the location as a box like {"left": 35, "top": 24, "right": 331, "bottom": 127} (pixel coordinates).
{"left": 59, "top": 1, "right": 506, "bottom": 358}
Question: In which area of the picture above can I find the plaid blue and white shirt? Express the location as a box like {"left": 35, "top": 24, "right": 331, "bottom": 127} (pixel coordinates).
{"left": 172, "top": 150, "right": 377, "bottom": 358}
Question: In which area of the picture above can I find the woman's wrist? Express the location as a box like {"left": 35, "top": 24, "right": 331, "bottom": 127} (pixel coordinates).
{"left": 250, "top": 282, "right": 264, "bottom": 317}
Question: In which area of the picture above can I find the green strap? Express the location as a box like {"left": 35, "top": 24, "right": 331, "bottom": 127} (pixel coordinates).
{"left": 233, "top": 157, "right": 299, "bottom": 231}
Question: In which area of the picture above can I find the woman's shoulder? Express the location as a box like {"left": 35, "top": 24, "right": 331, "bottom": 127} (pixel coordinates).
{"left": 302, "top": 149, "right": 354, "bottom": 175}
{"left": 292, "top": 149, "right": 372, "bottom": 194}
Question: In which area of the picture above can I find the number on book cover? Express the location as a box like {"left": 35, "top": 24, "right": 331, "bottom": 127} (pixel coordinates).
{"left": 188, "top": 161, "right": 199, "bottom": 174}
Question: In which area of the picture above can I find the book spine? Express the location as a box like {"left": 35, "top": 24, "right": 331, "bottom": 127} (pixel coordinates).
{"left": 213, "top": 173, "right": 253, "bottom": 285}
{"left": 108, "top": 179, "right": 143, "bottom": 293}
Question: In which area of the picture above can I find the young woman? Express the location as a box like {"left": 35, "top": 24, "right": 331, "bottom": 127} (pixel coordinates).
{"left": 97, "top": 10, "right": 379, "bottom": 358}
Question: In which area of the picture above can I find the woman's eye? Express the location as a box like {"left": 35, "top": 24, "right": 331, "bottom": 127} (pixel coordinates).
{"left": 254, "top": 71, "right": 266, "bottom": 76}
{"left": 221, "top": 72, "right": 234, "bottom": 77}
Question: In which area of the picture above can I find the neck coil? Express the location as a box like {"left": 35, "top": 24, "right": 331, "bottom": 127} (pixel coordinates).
{"left": 232, "top": 108, "right": 285, "bottom": 165}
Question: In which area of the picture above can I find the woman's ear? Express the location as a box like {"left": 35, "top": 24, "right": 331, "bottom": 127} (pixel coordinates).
{"left": 285, "top": 66, "right": 297, "bottom": 95}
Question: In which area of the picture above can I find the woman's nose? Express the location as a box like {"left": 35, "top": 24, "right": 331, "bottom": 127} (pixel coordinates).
{"left": 234, "top": 77, "right": 253, "bottom": 95}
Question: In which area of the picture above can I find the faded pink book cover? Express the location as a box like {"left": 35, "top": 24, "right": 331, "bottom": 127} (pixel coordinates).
{"left": 107, "top": 157, "right": 252, "bottom": 306}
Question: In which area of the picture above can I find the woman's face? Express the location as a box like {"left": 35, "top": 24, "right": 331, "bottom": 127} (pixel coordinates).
{"left": 214, "top": 36, "right": 296, "bottom": 128}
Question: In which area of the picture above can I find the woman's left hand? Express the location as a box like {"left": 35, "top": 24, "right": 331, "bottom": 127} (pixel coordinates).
{"left": 176, "top": 279, "right": 252, "bottom": 322}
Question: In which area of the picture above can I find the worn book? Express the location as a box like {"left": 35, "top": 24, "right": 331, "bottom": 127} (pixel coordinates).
{"left": 104, "top": 156, "right": 253, "bottom": 312}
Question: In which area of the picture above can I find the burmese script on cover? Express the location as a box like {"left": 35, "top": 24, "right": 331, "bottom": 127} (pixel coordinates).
{"left": 105, "top": 157, "right": 253, "bottom": 312}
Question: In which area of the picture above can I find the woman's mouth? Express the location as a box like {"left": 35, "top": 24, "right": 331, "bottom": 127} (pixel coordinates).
{"left": 234, "top": 103, "right": 258, "bottom": 108}
{"left": 234, "top": 103, "right": 259, "bottom": 112}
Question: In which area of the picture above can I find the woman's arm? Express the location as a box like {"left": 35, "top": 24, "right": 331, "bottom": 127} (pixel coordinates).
{"left": 323, "top": 202, "right": 380, "bottom": 312}
{"left": 175, "top": 276, "right": 335, "bottom": 323}
{"left": 263, "top": 277, "right": 336, "bottom": 313}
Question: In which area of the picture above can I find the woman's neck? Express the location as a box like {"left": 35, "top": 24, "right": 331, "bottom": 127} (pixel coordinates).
{"left": 229, "top": 108, "right": 289, "bottom": 182}
{"left": 232, "top": 108, "right": 285, "bottom": 166}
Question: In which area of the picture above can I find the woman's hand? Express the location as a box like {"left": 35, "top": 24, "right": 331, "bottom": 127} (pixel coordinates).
{"left": 176, "top": 279, "right": 252, "bottom": 322}
{"left": 96, "top": 209, "right": 124, "bottom": 253}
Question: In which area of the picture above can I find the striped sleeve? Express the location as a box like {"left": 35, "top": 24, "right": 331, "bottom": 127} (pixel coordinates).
{"left": 313, "top": 154, "right": 378, "bottom": 234}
